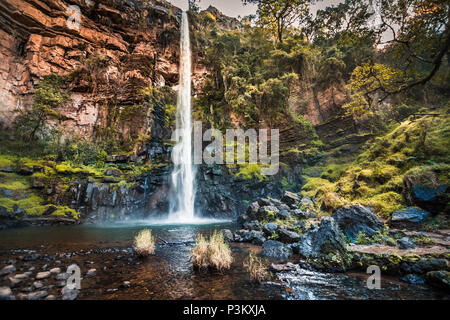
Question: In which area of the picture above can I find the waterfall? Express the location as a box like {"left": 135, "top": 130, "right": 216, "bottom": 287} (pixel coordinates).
{"left": 169, "top": 11, "right": 196, "bottom": 222}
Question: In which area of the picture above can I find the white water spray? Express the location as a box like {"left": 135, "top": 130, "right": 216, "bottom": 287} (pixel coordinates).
{"left": 169, "top": 11, "right": 196, "bottom": 222}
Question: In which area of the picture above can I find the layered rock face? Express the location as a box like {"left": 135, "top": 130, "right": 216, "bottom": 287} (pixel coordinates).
{"left": 0, "top": 0, "right": 209, "bottom": 138}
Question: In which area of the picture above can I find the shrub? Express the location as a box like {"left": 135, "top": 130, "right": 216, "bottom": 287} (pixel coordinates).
{"left": 133, "top": 229, "right": 156, "bottom": 257}
{"left": 192, "top": 231, "right": 233, "bottom": 271}
{"left": 243, "top": 253, "right": 268, "bottom": 283}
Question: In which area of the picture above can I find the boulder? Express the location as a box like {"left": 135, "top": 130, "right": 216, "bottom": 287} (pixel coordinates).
{"left": 426, "top": 271, "right": 450, "bottom": 290}
{"left": 291, "top": 209, "right": 315, "bottom": 220}
{"left": 390, "top": 207, "right": 431, "bottom": 227}
{"left": 278, "top": 229, "right": 301, "bottom": 244}
{"left": 262, "top": 223, "right": 279, "bottom": 237}
{"left": 397, "top": 237, "right": 417, "bottom": 250}
{"left": 276, "top": 210, "right": 291, "bottom": 220}
{"left": 243, "top": 220, "right": 261, "bottom": 231}
{"left": 280, "top": 191, "right": 300, "bottom": 206}
{"left": 296, "top": 217, "right": 351, "bottom": 271}
{"left": 221, "top": 229, "right": 234, "bottom": 242}
{"left": 262, "top": 240, "right": 293, "bottom": 262}
{"left": 409, "top": 182, "right": 449, "bottom": 214}
{"left": 105, "top": 169, "right": 122, "bottom": 177}
{"left": 331, "top": 205, "right": 384, "bottom": 241}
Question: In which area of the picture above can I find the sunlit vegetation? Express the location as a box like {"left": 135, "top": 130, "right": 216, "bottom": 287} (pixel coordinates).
{"left": 302, "top": 110, "right": 450, "bottom": 219}
{"left": 133, "top": 229, "right": 156, "bottom": 257}
{"left": 192, "top": 231, "right": 233, "bottom": 271}
{"left": 243, "top": 252, "right": 269, "bottom": 283}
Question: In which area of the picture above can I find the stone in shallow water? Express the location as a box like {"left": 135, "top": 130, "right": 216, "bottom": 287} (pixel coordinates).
{"left": 0, "top": 264, "right": 16, "bottom": 276}
{"left": 50, "top": 267, "right": 61, "bottom": 274}
{"left": 61, "top": 286, "right": 79, "bottom": 300}
{"left": 36, "top": 271, "right": 51, "bottom": 280}
{"left": 86, "top": 269, "right": 97, "bottom": 277}
{"left": 0, "top": 287, "right": 13, "bottom": 300}
{"left": 25, "top": 291, "right": 48, "bottom": 300}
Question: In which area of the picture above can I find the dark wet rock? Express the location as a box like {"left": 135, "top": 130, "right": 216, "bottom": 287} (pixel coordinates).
{"left": 401, "top": 274, "right": 425, "bottom": 285}
{"left": 399, "top": 257, "right": 448, "bottom": 275}
{"left": 55, "top": 281, "right": 67, "bottom": 288}
{"left": 263, "top": 223, "right": 279, "bottom": 237}
{"left": 296, "top": 217, "right": 351, "bottom": 271}
{"left": 0, "top": 287, "right": 13, "bottom": 300}
{"left": 331, "top": 205, "right": 384, "bottom": 241}
{"left": 390, "top": 207, "right": 431, "bottom": 227}
{"left": 258, "top": 206, "right": 279, "bottom": 221}
{"left": 25, "top": 291, "right": 48, "bottom": 300}
{"left": 281, "top": 191, "right": 300, "bottom": 206}
{"left": 426, "top": 271, "right": 450, "bottom": 290}
{"left": 61, "top": 286, "right": 79, "bottom": 300}
{"left": 397, "top": 237, "right": 417, "bottom": 250}
{"left": 262, "top": 240, "right": 293, "bottom": 262}
{"left": 276, "top": 210, "right": 291, "bottom": 220}
{"left": 221, "top": 229, "right": 234, "bottom": 242}
{"left": 36, "top": 271, "right": 51, "bottom": 280}
{"left": 120, "top": 281, "right": 131, "bottom": 288}
{"left": 278, "top": 229, "right": 301, "bottom": 244}
{"left": 405, "top": 181, "right": 449, "bottom": 214}
{"left": 86, "top": 269, "right": 97, "bottom": 277}
{"left": 0, "top": 264, "right": 16, "bottom": 276}
{"left": 291, "top": 209, "right": 315, "bottom": 220}
{"left": 243, "top": 220, "right": 261, "bottom": 231}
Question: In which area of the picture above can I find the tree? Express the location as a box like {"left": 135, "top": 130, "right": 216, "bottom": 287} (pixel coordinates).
{"left": 14, "top": 75, "right": 68, "bottom": 141}
{"left": 243, "top": 0, "right": 311, "bottom": 43}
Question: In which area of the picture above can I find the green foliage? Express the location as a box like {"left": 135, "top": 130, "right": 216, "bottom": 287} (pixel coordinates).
{"left": 13, "top": 74, "right": 69, "bottom": 142}
{"left": 302, "top": 112, "right": 450, "bottom": 219}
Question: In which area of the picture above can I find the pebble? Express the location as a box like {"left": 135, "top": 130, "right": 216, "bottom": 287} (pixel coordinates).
{"left": 33, "top": 281, "right": 44, "bottom": 289}
{"left": 36, "top": 271, "right": 51, "bottom": 280}
{"left": 25, "top": 291, "right": 48, "bottom": 300}
{"left": 61, "top": 286, "right": 79, "bottom": 300}
{"left": 0, "top": 287, "right": 13, "bottom": 300}
{"left": 86, "top": 269, "right": 97, "bottom": 277}
{"left": 0, "top": 265, "right": 16, "bottom": 276}
{"left": 50, "top": 267, "right": 61, "bottom": 274}
{"left": 45, "top": 295, "right": 56, "bottom": 300}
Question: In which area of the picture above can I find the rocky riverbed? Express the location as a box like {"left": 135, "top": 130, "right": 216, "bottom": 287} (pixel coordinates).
{"left": 0, "top": 221, "right": 449, "bottom": 300}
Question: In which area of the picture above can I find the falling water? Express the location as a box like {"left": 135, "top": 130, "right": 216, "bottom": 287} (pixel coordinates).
{"left": 169, "top": 11, "right": 196, "bottom": 222}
